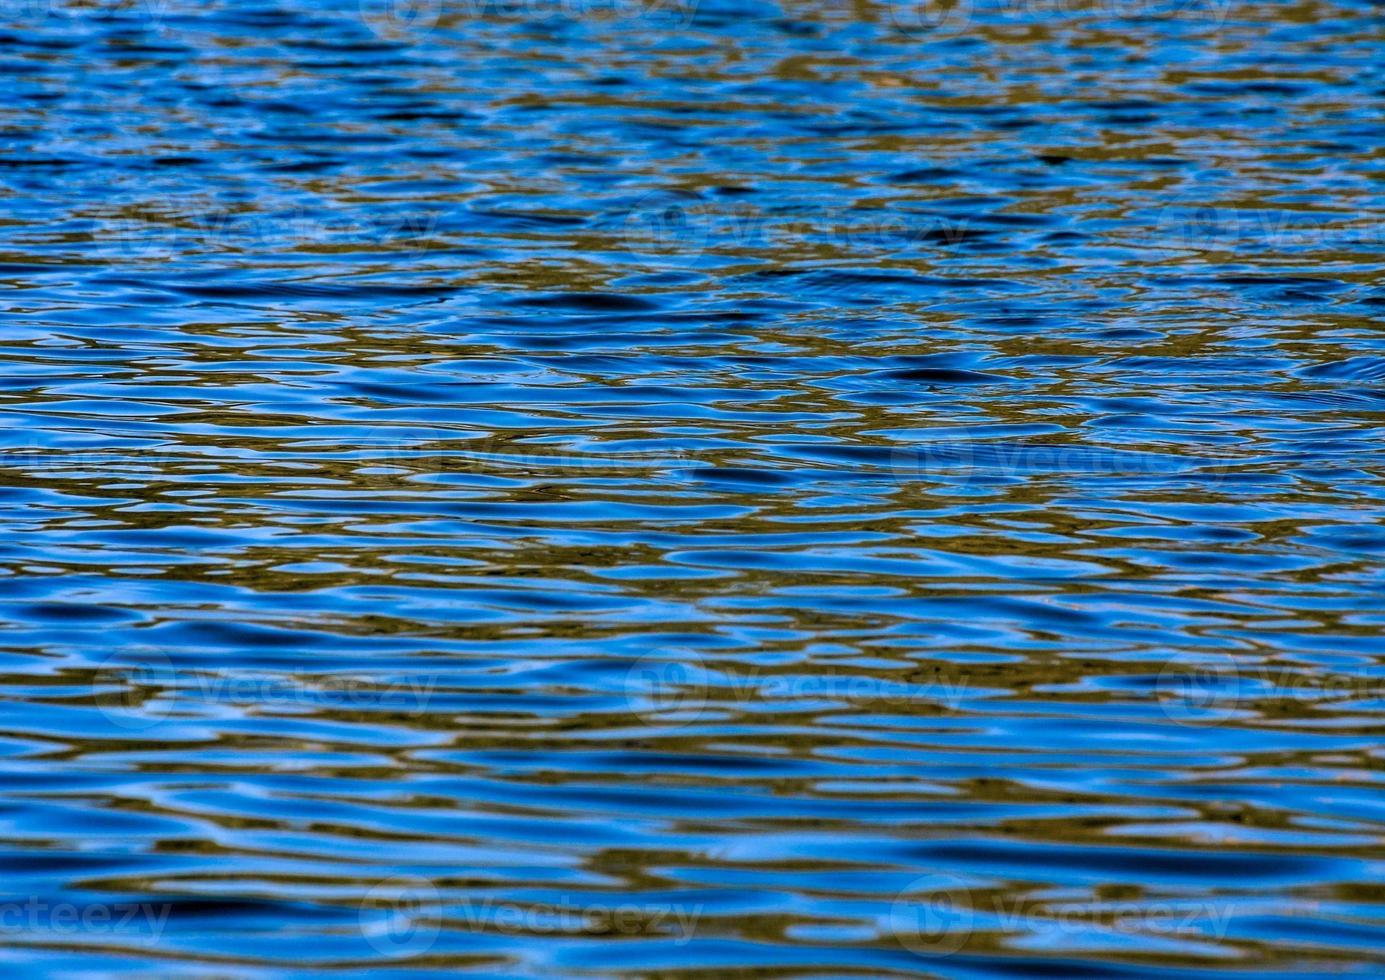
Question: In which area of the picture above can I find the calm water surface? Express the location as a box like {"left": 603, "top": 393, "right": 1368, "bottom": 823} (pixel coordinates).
{"left": 0, "top": 0, "right": 1382, "bottom": 975}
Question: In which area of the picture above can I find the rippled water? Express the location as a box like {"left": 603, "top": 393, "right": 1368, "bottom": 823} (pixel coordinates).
{"left": 1, "top": 0, "right": 1382, "bottom": 974}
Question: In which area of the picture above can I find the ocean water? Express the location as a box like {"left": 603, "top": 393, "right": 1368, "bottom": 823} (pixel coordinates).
{"left": 0, "top": 0, "right": 1382, "bottom": 975}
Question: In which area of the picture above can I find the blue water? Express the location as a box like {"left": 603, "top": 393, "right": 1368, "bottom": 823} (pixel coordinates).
{"left": 1, "top": 0, "right": 1383, "bottom": 975}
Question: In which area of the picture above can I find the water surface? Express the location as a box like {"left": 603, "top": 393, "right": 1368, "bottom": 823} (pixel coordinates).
{"left": 0, "top": 0, "right": 1382, "bottom": 975}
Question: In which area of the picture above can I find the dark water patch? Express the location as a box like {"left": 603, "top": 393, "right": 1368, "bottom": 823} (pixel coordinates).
{"left": 509, "top": 292, "right": 662, "bottom": 312}
{"left": 875, "top": 368, "right": 1013, "bottom": 385}
{"left": 884, "top": 166, "right": 962, "bottom": 184}
{"left": 467, "top": 208, "right": 587, "bottom": 228}
{"left": 683, "top": 466, "right": 800, "bottom": 487}
{"left": 7, "top": 603, "right": 144, "bottom": 625}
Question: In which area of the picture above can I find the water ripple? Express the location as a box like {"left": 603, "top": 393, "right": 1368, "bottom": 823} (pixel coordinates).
{"left": 0, "top": 0, "right": 1382, "bottom": 974}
